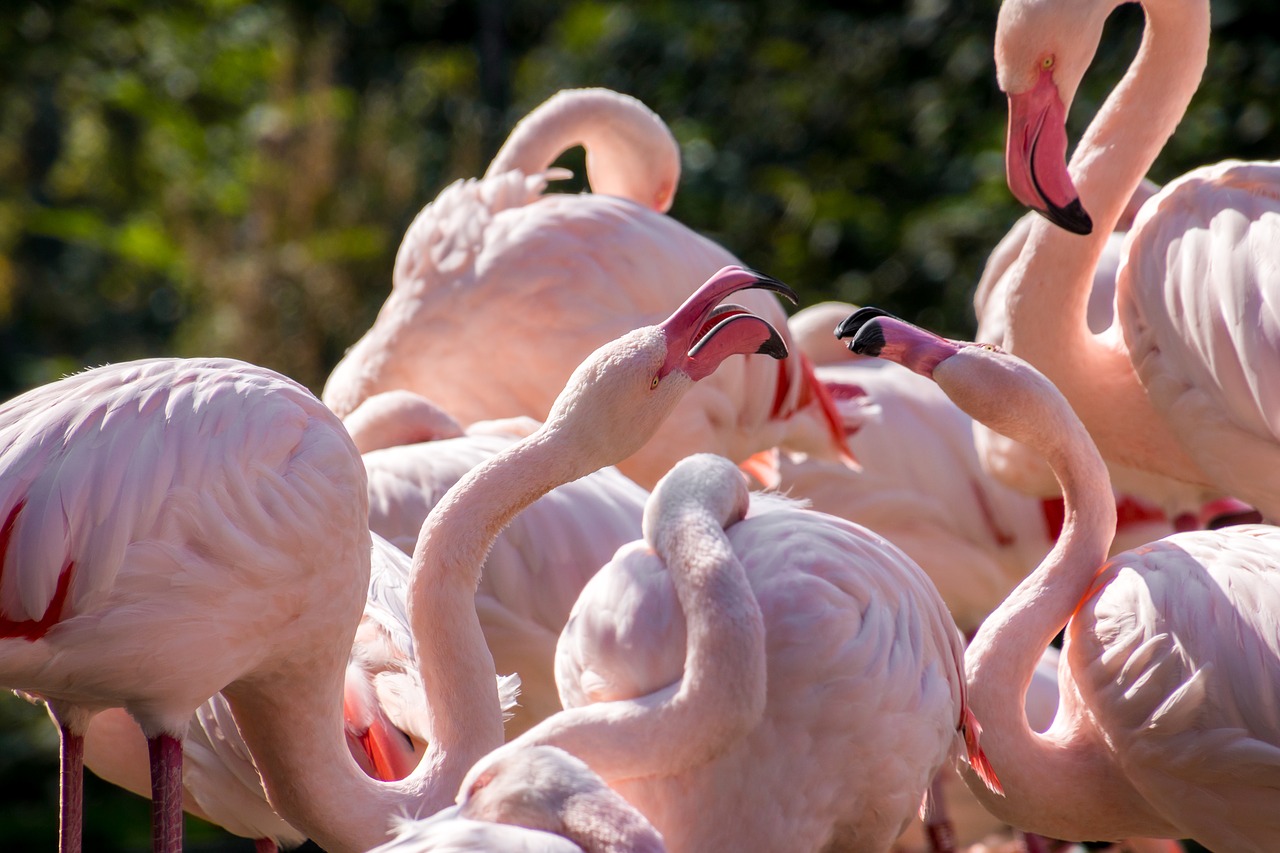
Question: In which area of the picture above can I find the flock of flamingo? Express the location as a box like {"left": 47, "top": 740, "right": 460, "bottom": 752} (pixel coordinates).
{"left": 2, "top": 0, "right": 1278, "bottom": 851}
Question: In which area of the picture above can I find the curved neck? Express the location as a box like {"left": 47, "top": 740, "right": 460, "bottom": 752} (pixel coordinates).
{"left": 1004, "top": 0, "right": 1212, "bottom": 484}
{"left": 563, "top": 790, "right": 667, "bottom": 853}
{"left": 511, "top": 511, "right": 766, "bottom": 782}
{"left": 225, "top": 429, "right": 592, "bottom": 853}
{"left": 1070, "top": 0, "right": 1208, "bottom": 236}
{"left": 406, "top": 429, "right": 580, "bottom": 785}
{"left": 960, "top": 374, "right": 1146, "bottom": 833}
{"left": 485, "top": 89, "right": 678, "bottom": 211}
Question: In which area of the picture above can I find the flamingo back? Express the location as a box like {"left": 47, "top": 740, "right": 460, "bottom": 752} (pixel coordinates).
{"left": 1118, "top": 160, "right": 1280, "bottom": 516}
{"left": 558, "top": 497, "right": 970, "bottom": 852}
{"left": 0, "top": 358, "right": 370, "bottom": 719}
{"left": 1068, "top": 524, "right": 1280, "bottom": 850}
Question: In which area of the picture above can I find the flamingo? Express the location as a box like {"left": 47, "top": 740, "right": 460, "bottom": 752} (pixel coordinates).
{"left": 990, "top": 0, "right": 1280, "bottom": 520}
{"left": 321, "top": 86, "right": 848, "bottom": 489}
{"left": 355, "top": 402, "right": 648, "bottom": 736}
{"left": 369, "top": 746, "right": 666, "bottom": 852}
{"left": 0, "top": 356, "right": 379, "bottom": 853}
{"left": 79, "top": 532, "right": 522, "bottom": 851}
{"left": 778, "top": 301, "right": 1170, "bottom": 634}
{"left": 974, "top": 180, "right": 1258, "bottom": 532}
{"left": 837, "top": 308, "right": 1280, "bottom": 851}
{"left": 0, "top": 265, "right": 791, "bottom": 852}
{"left": 491, "top": 452, "right": 999, "bottom": 852}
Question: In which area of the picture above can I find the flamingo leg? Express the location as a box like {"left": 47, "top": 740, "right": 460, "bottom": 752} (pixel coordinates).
{"left": 922, "top": 772, "right": 956, "bottom": 853}
{"left": 147, "top": 733, "right": 184, "bottom": 853}
{"left": 254, "top": 839, "right": 280, "bottom": 853}
{"left": 58, "top": 725, "right": 84, "bottom": 853}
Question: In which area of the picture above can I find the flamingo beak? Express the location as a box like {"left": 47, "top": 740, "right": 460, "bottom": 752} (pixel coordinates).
{"left": 659, "top": 266, "right": 795, "bottom": 381}
{"left": 1006, "top": 70, "right": 1092, "bottom": 235}
{"left": 834, "top": 307, "right": 961, "bottom": 379}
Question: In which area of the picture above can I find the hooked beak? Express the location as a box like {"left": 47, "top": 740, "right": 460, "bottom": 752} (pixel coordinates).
{"left": 1006, "top": 71, "right": 1092, "bottom": 235}
{"left": 834, "top": 307, "right": 962, "bottom": 379}
{"left": 660, "top": 266, "right": 795, "bottom": 381}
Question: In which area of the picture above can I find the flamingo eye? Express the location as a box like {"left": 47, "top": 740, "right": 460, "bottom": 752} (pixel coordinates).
{"left": 1042, "top": 55, "right": 1054, "bottom": 70}
{"left": 650, "top": 375, "right": 660, "bottom": 390}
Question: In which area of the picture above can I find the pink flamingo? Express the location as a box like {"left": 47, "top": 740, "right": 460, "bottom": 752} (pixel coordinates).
{"left": 838, "top": 308, "right": 1280, "bottom": 851}
{"left": 355, "top": 399, "right": 648, "bottom": 736}
{"left": 80, "top": 532, "right": 521, "bottom": 851}
{"left": 497, "top": 452, "right": 999, "bottom": 853}
{"left": 991, "top": 0, "right": 1280, "bottom": 520}
{"left": 779, "top": 301, "right": 1170, "bottom": 634}
{"left": 973, "top": 180, "right": 1257, "bottom": 532}
{"left": 0, "top": 266, "right": 790, "bottom": 853}
{"left": 369, "top": 746, "right": 666, "bottom": 852}
{"left": 321, "top": 87, "right": 847, "bottom": 488}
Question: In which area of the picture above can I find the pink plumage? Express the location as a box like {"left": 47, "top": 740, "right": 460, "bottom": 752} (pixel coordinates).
{"left": 840, "top": 310, "right": 1280, "bottom": 852}
{"left": 502, "top": 453, "right": 995, "bottom": 852}
{"left": 991, "top": 0, "right": 1278, "bottom": 521}
{"left": 321, "top": 87, "right": 848, "bottom": 489}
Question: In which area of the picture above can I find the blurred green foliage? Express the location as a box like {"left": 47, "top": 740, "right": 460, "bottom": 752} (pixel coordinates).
{"left": 0, "top": 0, "right": 1275, "bottom": 848}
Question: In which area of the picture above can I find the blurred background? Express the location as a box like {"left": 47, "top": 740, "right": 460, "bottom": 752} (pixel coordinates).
{"left": 0, "top": 0, "right": 1273, "bottom": 848}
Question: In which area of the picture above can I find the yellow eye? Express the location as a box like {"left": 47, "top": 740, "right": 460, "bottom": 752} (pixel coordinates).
{"left": 978, "top": 342, "right": 1001, "bottom": 352}
{"left": 650, "top": 375, "right": 660, "bottom": 390}
{"left": 1042, "top": 55, "right": 1054, "bottom": 70}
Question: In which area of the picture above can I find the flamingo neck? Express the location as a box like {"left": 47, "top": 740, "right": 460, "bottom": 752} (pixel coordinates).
{"left": 561, "top": 791, "right": 667, "bottom": 853}
{"left": 225, "top": 430, "right": 592, "bottom": 853}
{"left": 955, "top": 362, "right": 1139, "bottom": 834}
{"left": 1070, "top": 0, "right": 1208, "bottom": 236}
{"left": 511, "top": 511, "right": 766, "bottom": 782}
{"left": 484, "top": 89, "right": 677, "bottom": 211}
{"left": 1004, "top": 0, "right": 1212, "bottom": 483}
{"left": 407, "top": 427, "right": 590, "bottom": 784}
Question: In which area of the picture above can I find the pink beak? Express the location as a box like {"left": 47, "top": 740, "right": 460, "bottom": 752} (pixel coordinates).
{"left": 658, "top": 266, "right": 795, "bottom": 381}
{"left": 1006, "top": 70, "right": 1092, "bottom": 235}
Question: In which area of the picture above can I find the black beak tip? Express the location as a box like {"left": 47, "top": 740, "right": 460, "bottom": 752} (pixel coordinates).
{"left": 1039, "top": 197, "right": 1093, "bottom": 236}
{"left": 744, "top": 268, "right": 799, "bottom": 305}
{"left": 833, "top": 306, "right": 896, "bottom": 341}
{"left": 757, "top": 330, "right": 789, "bottom": 361}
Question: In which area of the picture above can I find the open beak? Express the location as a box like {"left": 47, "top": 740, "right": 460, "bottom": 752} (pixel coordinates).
{"left": 660, "top": 266, "right": 796, "bottom": 381}
{"left": 1006, "top": 71, "right": 1092, "bottom": 235}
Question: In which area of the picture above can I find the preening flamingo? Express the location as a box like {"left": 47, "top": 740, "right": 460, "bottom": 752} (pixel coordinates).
{"left": 321, "top": 86, "right": 848, "bottom": 489}
{"left": 79, "top": 532, "right": 522, "bottom": 850}
{"left": 498, "top": 452, "right": 998, "bottom": 853}
{"left": 369, "top": 746, "right": 666, "bottom": 853}
{"left": 991, "top": 0, "right": 1280, "bottom": 520}
{"left": 838, "top": 308, "right": 1280, "bottom": 851}
{"left": 0, "top": 265, "right": 788, "bottom": 853}
{"left": 778, "top": 301, "right": 1170, "bottom": 634}
{"left": 356, "top": 404, "right": 647, "bottom": 736}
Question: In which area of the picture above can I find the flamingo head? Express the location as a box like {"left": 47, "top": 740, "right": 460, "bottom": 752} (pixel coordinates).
{"left": 447, "top": 745, "right": 665, "bottom": 852}
{"left": 542, "top": 265, "right": 794, "bottom": 467}
{"left": 996, "top": 0, "right": 1113, "bottom": 235}
{"left": 835, "top": 306, "right": 1072, "bottom": 450}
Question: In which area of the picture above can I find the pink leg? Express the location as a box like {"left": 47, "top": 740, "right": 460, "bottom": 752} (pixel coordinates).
{"left": 922, "top": 772, "right": 955, "bottom": 853}
{"left": 59, "top": 726, "right": 84, "bottom": 853}
{"left": 148, "top": 733, "right": 184, "bottom": 853}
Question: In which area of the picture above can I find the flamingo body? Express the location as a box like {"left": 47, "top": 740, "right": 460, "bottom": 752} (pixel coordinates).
{"left": 322, "top": 88, "right": 845, "bottom": 488}
{"left": 554, "top": 488, "right": 983, "bottom": 852}
{"left": 837, "top": 308, "right": 1280, "bottom": 852}
{"left": 0, "top": 357, "right": 371, "bottom": 852}
{"left": 993, "top": 0, "right": 1280, "bottom": 520}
